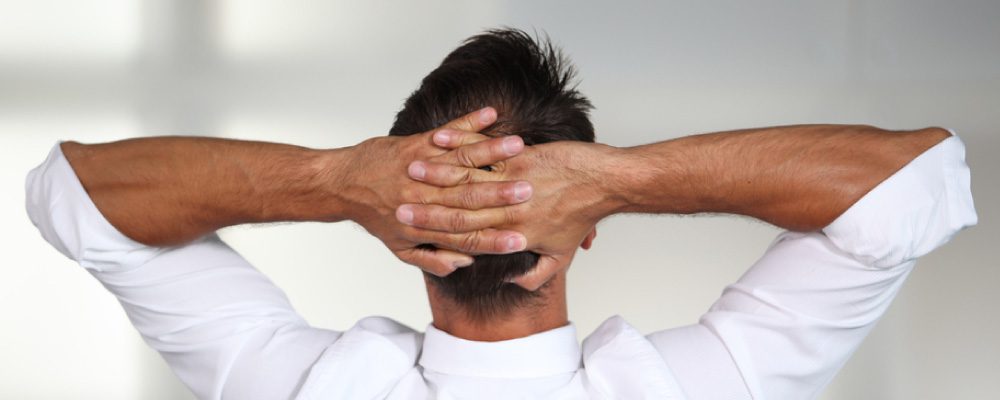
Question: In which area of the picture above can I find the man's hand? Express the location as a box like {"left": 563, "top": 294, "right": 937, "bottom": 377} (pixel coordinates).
{"left": 336, "top": 108, "right": 536, "bottom": 276}
{"left": 396, "top": 131, "right": 622, "bottom": 289}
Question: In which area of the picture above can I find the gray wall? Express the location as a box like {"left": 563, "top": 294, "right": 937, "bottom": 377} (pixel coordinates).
{"left": 1, "top": 1, "right": 996, "bottom": 398}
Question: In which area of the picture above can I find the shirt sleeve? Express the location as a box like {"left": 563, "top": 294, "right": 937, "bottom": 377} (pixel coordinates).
{"left": 647, "top": 134, "right": 977, "bottom": 400}
{"left": 25, "top": 143, "right": 344, "bottom": 400}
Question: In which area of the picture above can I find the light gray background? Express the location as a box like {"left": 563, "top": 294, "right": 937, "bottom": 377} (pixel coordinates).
{"left": 1, "top": 1, "right": 996, "bottom": 399}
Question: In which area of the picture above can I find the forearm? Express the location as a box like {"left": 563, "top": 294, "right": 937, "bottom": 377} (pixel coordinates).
{"left": 61, "top": 137, "right": 350, "bottom": 246}
{"left": 610, "top": 125, "right": 952, "bottom": 231}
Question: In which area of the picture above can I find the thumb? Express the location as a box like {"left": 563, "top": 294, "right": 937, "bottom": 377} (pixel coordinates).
{"left": 510, "top": 255, "right": 564, "bottom": 291}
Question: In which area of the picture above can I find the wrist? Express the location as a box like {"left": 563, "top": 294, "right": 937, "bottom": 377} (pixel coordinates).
{"left": 254, "top": 145, "right": 357, "bottom": 223}
{"left": 309, "top": 145, "right": 359, "bottom": 223}
{"left": 588, "top": 144, "right": 640, "bottom": 219}
{"left": 611, "top": 138, "right": 711, "bottom": 216}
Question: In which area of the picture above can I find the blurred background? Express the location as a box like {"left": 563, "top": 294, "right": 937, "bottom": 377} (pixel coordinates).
{"left": 1, "top": 0, "right": 997, "bottom": 398}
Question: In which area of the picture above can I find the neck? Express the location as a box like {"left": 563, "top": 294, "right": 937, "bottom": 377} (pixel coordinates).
{"left": 425, "top": 273, "right": 568, "bottom": 342}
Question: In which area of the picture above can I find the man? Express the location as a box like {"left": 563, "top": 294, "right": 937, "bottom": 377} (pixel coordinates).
{"left": 27, "top": 29, "right": 976, "bottom": 399}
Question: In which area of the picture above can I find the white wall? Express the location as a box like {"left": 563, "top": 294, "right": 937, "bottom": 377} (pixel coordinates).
{"left": 1, "top": 1, "right": 996, "bottom": 398}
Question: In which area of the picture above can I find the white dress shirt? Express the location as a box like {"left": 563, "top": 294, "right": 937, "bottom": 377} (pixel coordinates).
{"left": 25, "top": 134, "right": 977, "bottom": 400}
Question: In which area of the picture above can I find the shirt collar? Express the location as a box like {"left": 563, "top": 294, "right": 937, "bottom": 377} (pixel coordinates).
{"left": 418, "top": 322, "right": 582, "bottom": 378}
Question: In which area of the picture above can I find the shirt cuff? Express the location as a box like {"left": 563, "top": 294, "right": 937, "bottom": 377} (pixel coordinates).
{"left": 25, "top": 143, "right": 163, "bottom": 272}
{"left": 822, "top": 131, "right": 978, "bottom": 268}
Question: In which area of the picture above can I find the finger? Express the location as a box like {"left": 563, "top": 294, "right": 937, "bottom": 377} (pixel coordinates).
{"left": 431, "top": 135, "right": 524, "bottom": 168}
{"left": 430, "top": 129, "right": 492, "bottom": 149}
{"left": 404, "top": 228, "right": 527, "bottom": 255}
{"left": 398, "top": 203, "right": 517, "bottom": 233}
{"left": 403, "top": 181, "right": 532, "bottom": 210}
{"left": 510, "top": 256, "right": 564, "bottom": 291}
{"left": 408, "top": 160, "right": 498, "bottom": 186}
{"left": 396, "top": 247, "right": 474, "bottom": 277}
{"left": 441, "top": 107, "right": 497, "bottom": 133}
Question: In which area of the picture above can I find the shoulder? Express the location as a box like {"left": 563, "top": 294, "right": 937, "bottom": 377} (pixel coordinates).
{"left": 295, "top": 317, "right": 423, "bottom": 400}
{"left": 581, "top": 316, "right": 687, "bottom": 399}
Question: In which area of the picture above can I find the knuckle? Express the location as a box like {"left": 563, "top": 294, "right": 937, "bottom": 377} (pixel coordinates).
{"left": 414, "top": 188, "right": 431, "bottom": 205}
{"left": 503, "top": 206, "right": 518, "bottom": 226}
{"left": 447, "top": 211, "right": 468, "bottom": 231}
{"left": 457, "top": 149, "right": 478, "bottom": 168}
{"left": 460, "top": 187, "right": 480, "bottom": 208}
{"left": 459, "top": 232, "right": 481, "bottom": 253}
{"left": 458, "top": 169, "right": 473, "bottom": 184}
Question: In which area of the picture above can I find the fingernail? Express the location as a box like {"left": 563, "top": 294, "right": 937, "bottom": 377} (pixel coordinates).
{"left": 502, "top": 136, "right": 523, "bottom": 155}
{"left": 506, "top": 234, "right": 526, "bottom": 252}
{"left": 454, "top": 258, "right": 474, "bottom": 268}
{"left": 433, "top": 131, "right": 451, "bottom": 146}
{"left": 480, "top": 107, "right": 495, "bottom": 124}
{"left": 513, "top": 181, "right": 532, "bottom": 202}
{"left": 408, "top": 161, "right": 426, "bottom": 180}
{"left": 396, "top": 206, "right": 414, "bottom": 225}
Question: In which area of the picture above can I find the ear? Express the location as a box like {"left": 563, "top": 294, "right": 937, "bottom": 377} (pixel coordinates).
{"left": 580, "top": 228, "right": 598, "bottom": 250}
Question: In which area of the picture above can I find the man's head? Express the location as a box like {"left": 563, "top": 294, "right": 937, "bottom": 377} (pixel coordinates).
{"left": 390, "top": 28, "right": 594, "bottom": 321}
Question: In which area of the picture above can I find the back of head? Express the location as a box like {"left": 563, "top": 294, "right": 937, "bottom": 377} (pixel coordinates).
{"left": 390, "top": 28, "right": 594, "bottom": 321}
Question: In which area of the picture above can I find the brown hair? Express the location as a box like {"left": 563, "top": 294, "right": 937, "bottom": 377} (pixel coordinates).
{"left": 389, "top": 28, "right": 594, "bottom": 320}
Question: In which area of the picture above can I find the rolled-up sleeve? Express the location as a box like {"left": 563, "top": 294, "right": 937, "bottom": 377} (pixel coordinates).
{"left": 822, "top": 133, "right": 977, "bottom": 268}
{"left": 25, "top": 144, "right": 164, "bottom": 271}
{"left": 649, "top": 134, "right": 977, "bottom": 399}
{"left": 25, "top": 144, "right": 343, "bottom": 400}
